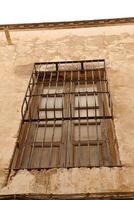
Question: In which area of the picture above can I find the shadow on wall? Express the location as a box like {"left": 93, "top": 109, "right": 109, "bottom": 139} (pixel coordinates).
{"left": 14, "top": 64, "right": 33, "bottom": 76}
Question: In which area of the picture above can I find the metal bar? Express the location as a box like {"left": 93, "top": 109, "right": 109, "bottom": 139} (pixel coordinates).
{"left": 77, "top": 70, "right": 81, "bottom": 166}
{"left": 34, "top": 59, "right": 105, "bottom": 65}
{"left": 81, "top": 61, "right": 84, "bottom": 70}
{"left": 26, "top": 90, "right": 109, "bottom": 98}
{"left": 45, "top": 72, "right": 53, "bottom": 120}
{"left": 29, "top": 79, "right": 107, "bottom": 86}
{"left": 59, "top": 70, "right": 66, "bottom": 167}
{"left": 33, "top": 68, "right": 105, "bottom": 75}
{"left": 85, "top": 69, "right": 91, "bottom": 166}
{"left": 38, "top": 67, "right": 48, "bottom": 168}
{"left": 55, "top": 63, "right": 59, "bottom": 71}
{"left": 23, "top": 115, "right": 112, "bottom": 122}
{"left": 91, "top": 64, "right": 100, "bottom": 166}
{"left": 39, "top": 106, "right": 99, "bottom": 111}
{"left": 73, "top": 140, "right": 104, "bottom": 146}
{"left": 66, "top": 70, "right": 73, "bottom": 166}
{"left": 33, "top": 141, "right": 60, "bottom": 148}
{"left": 64, "top": 78, "right": 70, "bottom": 167}
{"left": 49, "top": 70, "right": 59, "bottom": 166}
{"left": 33, "top": 67, "right": 105, "bottom": 72}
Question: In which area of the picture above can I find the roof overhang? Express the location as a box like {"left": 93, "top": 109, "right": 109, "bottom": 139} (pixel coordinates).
{"left": 0, "top": 17, "right": 134, "bottom": 31}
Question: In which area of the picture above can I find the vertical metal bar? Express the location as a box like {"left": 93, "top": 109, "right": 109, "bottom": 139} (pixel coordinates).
{"left": 56, "top": 63, "right": 58, "bottom": 71}
{"left": 49, "top": 120, "right": 56, "bottom": 167}
{"left": 81, "top": 61, "right": 84, "bottom": 70}
{"left": 77, "top": 70, "right": 81, "bottom": 166}
{"left": 62, "top": 71, "right": 66, "bottom": 119}
{"left": 67, "top": 70, "right": 73, "bottom": 166}
{"left": 91, "top": 63, "right": 100, "bottom": 166}
{"left": 85, "top": 69, "right": 91, "bottom": 166}
{"left": 38, "top": 65, "right": 48, "bottom": 168}
{"left": 64, "top": 72, "right": 70, "bottom": 167}
{"left": 60, "top": 70, "right": 66, "bottom": 167}
{"left": 70, "top": 70, "right": 73, "bottom": 119}
{"left": 49, "top": 70, "right": 59, "bottom": 166}
{"left": 53, "top": 70, "right": 59, "bottom": 120}
{"left": 45, "top": 72, "right": 53, "bottom": 120}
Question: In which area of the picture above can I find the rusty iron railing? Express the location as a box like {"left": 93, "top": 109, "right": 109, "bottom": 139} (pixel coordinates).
{"left": 10, "top": 60, "right": 121, "bottom": 170}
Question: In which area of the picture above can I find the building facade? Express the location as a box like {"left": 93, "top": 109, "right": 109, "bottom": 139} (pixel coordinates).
{"left": 0, "top": 20, "right": 134, "bottom": 198}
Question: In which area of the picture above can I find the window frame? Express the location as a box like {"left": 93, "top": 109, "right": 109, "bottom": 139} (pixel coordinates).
{"left": 10, "top": 60, "right": 121, "bottom": 170}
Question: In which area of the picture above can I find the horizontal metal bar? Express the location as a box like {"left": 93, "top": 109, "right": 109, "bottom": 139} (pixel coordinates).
{"left": 34, "top": 69, "right": 105, "bottom": 75}
{"left": 26, "top": 91, "right": 109, "bottom": 98}
{"left": 38, "top": 123, "right": 62, "bottom": 127}
{"left": 22, "top": 121, "right": 101, "bottom": 126}
{"left": 32, "top": 141, "right": 60, "bottom": 147}
{"left": 34, "top": 59, "right": 105, "bottom": 65}
{"left": 39, "top": 106, "right": 99, "bottom": 111}
{"left": 33, "top": 68, "right": 105, "bottom": 73}
{"left": 23, "top": 115, "right": 112, "bottom": 122}
{"left": 73, "top": 140, "right": 104, "bottom": 146}
{"left": 39, "top": 108, "right": 63, "bottom": 111}
{"left": 29, "top": 79, "right": 107, "bottom": 86}
{"left": 18, "top": 140, "right": 104, "bottom": 148}
{"left": 74, "top": 121, "right": 101, "bottom": 125}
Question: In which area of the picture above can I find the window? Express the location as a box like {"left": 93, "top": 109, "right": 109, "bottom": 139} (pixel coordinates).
{"left": 11, "top": 60, "right": 120, "bottom": 169}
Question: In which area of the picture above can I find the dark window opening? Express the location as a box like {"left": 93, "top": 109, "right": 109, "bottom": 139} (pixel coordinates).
{"left": 11, "top": 59, "right": 120, "bottom": 169}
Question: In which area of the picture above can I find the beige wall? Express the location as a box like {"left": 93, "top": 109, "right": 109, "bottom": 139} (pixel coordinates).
{"left": 0, "top": 25, "right": 134, "bottom": 194}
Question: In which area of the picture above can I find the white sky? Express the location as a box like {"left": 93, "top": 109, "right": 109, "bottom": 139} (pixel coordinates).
{"left": 0, "top": 0, "right": 134, "bottom": 24}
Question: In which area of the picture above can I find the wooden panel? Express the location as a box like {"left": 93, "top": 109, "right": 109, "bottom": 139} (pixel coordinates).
{"left": 74, "top": 124, "right": 102, "bottom": 141}
{"left": 75, "top": 96, "right": 99, "bottom": 107}
{"left": 74, "top": 145, "right": 90, "bottom": 167}
{"left": 29, "top": 146, "right": 60, "bottom": 168}
{"left": 36, "top": 126, "right": 62, "bottom": 142}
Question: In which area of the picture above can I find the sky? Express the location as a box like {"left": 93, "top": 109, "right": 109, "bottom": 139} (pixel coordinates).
{"left": 0, "top": 0, "right": 134, "bottom": 24}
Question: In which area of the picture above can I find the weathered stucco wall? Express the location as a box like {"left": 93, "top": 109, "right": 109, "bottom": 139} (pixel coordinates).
{"left": 0, "top": 25, "right": 134, "bottom": 194}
